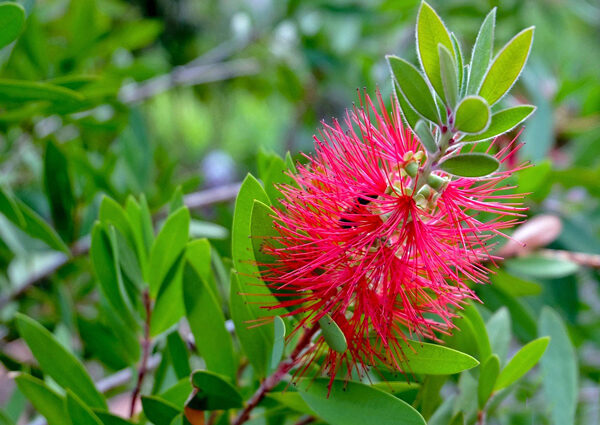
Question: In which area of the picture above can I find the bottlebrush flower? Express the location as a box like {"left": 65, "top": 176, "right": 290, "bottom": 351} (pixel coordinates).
{"left": 259, "top": 91, "right": 526, "bottom": 383}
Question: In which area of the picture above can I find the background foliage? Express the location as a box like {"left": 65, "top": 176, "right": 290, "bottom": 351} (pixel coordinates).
{"left": 0, "top": 0, "right": 599, "bottom": 424}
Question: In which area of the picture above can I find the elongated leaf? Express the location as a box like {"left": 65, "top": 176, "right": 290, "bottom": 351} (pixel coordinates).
{"left": 271, "top": 316, "right": 286, "bottom": 370}
{"left": 66, "top": 391, "right": 103, "bottom": 425}
{"left": 450, "top": 33, "right": 464, "bottom": 97}
{"left": 15, "top": 374, "right": 65, "bottom": 425}
{"left": 125, "top": 196, "right": 151, "bottom": 273}
{"left": 439, "top": 153, "right": 499, "bottom": 178}
{"left": 387, "top": 55, "right": 440, "bottom": 123}
{"left": 495, "top": 337, "right": 549, "bottom": 390}
{"left": 90, "top": 223, "right": 137, "bottom": 327}
{"left": 461, "top": 303, "right": 493, "bottom": 361}
{"left": 414, "top": 120, "right": 437, "bottom": 153}
{"left": 416, "top": 1, "right": 454, "bottom": 103}
{"left": 485, "top": 308, "right": 511, "bottom": 363}
{"left": 505, "top": 255, "right": 578, "bottom": 279}
{"left": 13, "top": 199, "right": 70, "bottom": 254}
{"left": 540, "top": 308, "right": 577, "bottom": 425}
{"left": 142, "top": 396, "right": 180, "bottom": 425}
{"left": 188, "top": 370, "right": 243, "bottom": 410}
{"left": 15, "top": 314, "right": 106, "bottom": 409}
{"left": 479, "top": 27, "right": 535, "bottom": 105}
{"left": 0, "top": 3, "right": 25, "bottom": 49}
{"left": 299, "top": 379, "right": 425, "bottom": 425}
{"left": 318, "top": 314, "right": 347, "bottom": 354}
{"left": 150, "top": 253, "right": 184, "bottom": 336}
{"left": 94, "top": 412, "right": 135, "bottom": 425}
{"left": 467, "top": 8, "right": 496, "bottom": 94}
{"left": 148, "top": 207, "right": 190, "bottom": 296}
{"left": 453, "top": 96, "right": 490, "bottom": 134}
{"left": 396, "top": 89, "right": 420, "bottom": 130}
{"left": 183, "top": 262, "right": 236, "bottom": 380}
{"left": 438, "top": 44, "right": 458, "bottom": 109}
{"left": 461, "top": 105, "right": 536, "bottom": 142}
{"left": 44, "top": 141, "right": 75, "bottom": 241}
{"left": 0, "top": 79, "right": 83, "bottom": 103}
{"left": 380, "top": 340, "right": 478, "bottom": 375}
{"left": 490, "top": 268, "right": 542, "bottom": 297}
{"left": 100, "top": 197, "right": 137, "bottom": 255}
{"left": 0, "top": 185, "right": 25, "bottom": 227}
{"left": 267, "top": 392, "right": 316, "bottom": 416}
{"left": 478, "top": 354, "right": 500, "bottom": 408}
{"left": 166, "top": 332, "right": 191, "bottom": 380}
{"left": 229, "top": 272, "right": 272, "bottom": 378}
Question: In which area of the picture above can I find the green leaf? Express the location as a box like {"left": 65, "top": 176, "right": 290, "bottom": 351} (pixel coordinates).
{"left": 100, "top": 196, "right": 137, "bottom": 254}
{"left": 267, "top": 392, "right": 316, "bottom": 416}
{"left": 0, "top": 79, "right": 84, "bottom": 103}
{"left": 12, "top": 198, "right": 70, "bottom": 254}
{"left": 261, "top": 154, "right": 296, "bottom": 207}
{"left": 439, "top": 153, "right": 499, "bottom": 178}
{"left": 379, "top": 340, "right": 478, "bottom": 375}
{"left": 15, "top": 314, "right": 106, "bottom": 409}
{"left": 396, "top": 89, "right": 420, "bottom": 130}
{"left": 44, "top": 141, "right": 75, "bottom": 241}
{"left": 159, "top": 379, "right": 193, "bottom": 408}
{"left": 387, "top": 55, "right": 440, "bottom": 123}
{"left": 505, "top": 255, "right": 578, "bottom": 279}
{"left": 485, "top": 308, "right": 511, "bottom": 363}
{"left": 416, "top": 1, "right": 455, "bottom": 103}
{"left": 490, "top": 269, "right": 542, "bottom": 297}
{"left": 479, "top": 27, "right": 535, "bottom": 105}
{"left": 0, "top": 3, "right": 25, "bottom": 49}
{"left": 186, "top": 239, "right": 219, "bottom": 300}
{"left": 232, "top": 174, "right": 274, "bottom": 322}
{"left": 467, "top": 8, "right": 496, "bottom": 95}
{"left": 183, "top": 262, "right": 236, "bottom": 380}
{"left": 540, "top": 308, "right": 577, "bottom": 425}
{"left": 453, "top": 96, "right": 490, "bottom": 134}
{"left": 15, "top": 374, "right": 65, "bottom": 425}
{"left": 414, "top": 120, "right": 437, "bottom": 153}
{"left": 461, "top": 303, "right": 493, "bottom": 361}
{"left": 494, "top": 337, "right": 549, "bottom": 391}
{"left": 478, "top": 354, "right": 500, "bottom": 408}
{"left": 66, "top": 391, "right": 103, "bottom": 425}
{"left": 150, "top": 252, "right": 184, "bottom": 336}
{"left": 141, "top": 396, "right": 180, "bottom": 425}
{"left": 90, "top": 223, "right": 137, "bottom": 327}
{"left": 229, "top": 272, "right": 272, "bottom": 379}
{"left": 0, "top": 185, "right": 25, "bottom": 227}
{"left": 166, "top": 331, "right": 191, "bottom": 380}
{"left": 318, "top": 314, "right": 347, "bottom": 354}
{"left": 438, "top": 44, "right": 458, "bottom": 109}
{"left": 299, "top": 378, "right": 425, "bottom": 425}
{"left": 94, "top": 411, "right": 135, "bottom": 425}
{"left": 148, "top": 207, "right": 190, "bottom": 296}
{"left": 460, "top": 105, "right": 536, "bottom": 143}
{"left": 450, "top": 33, "right": 464, "bottom": 97}
{"left": 188, "top": 370, "right": 243, "bottom": 410}
{"left": 78, "top": 316, "right": 139, "bottom": 370}
{"left": 270, "top": 316, "right": 286, "bottom": 370}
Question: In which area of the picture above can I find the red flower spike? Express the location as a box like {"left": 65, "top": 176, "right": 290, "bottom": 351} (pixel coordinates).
{"left": 259, "top": 91, "right": 527, "bottom": 386}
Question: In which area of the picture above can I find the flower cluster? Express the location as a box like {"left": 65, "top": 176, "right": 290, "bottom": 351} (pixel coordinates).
{"left": 260, "top": 92, "right": 526, "bottom": 382}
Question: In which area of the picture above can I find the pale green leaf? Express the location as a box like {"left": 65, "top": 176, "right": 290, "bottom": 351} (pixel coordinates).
{"left": 453, "top": 96, "right": 490, "bottom": 134}
{"left": 439, "top": 153, "right": 499, "bottom": 178}
{"left": 467, "top": 8, "right": 496, "bottom": 95}
{"left": 461, "top": 105, "right": 536, "bottom": 142}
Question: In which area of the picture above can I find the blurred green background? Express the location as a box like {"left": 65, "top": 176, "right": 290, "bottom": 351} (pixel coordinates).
{"left": 1, "top": 0, "right": 600, "bottom": 424}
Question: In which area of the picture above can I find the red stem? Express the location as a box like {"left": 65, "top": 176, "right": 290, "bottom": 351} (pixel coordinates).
{"left": 130, "top": 290, "right": 152, "bottom": 418}
{"left": 232, "top": 325, "right": 319, "bottom": 425}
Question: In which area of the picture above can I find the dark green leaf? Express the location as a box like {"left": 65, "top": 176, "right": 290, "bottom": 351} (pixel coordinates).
{"left": 467, "top": 8, "right": 496, "bottom": 95}
{"left": 0, "top": 79, "right": 83, "bottom": 103}
{"left": 479, "top": 27, "right": 535, "bottom": 105}
{"left": 453, "top": 96, "right": 490, "bottom": 134}
{"left": 142, "top": 396, "right": 180, "bottom": 425}
{"left": 148, "top": 207, "right": 190, "bottom": 296}
{"left": 0, "top": 185, "right": 25, "bottom": 227}
{"left": 43, "top": 141, "right": 75, "bottom": 241}
{"left": 540, "top": 308, "right": 577, "bottom": 425}
{"left": 318, "top": 314, "right": 347, "bottom": 354}
{"left": 460, "top": 105, "right": 536, "bottom": 142}
{"left": 66, "top": 391, "right": 103, "bottom": 425}
{"left": 150, "top": 252, "right": 184, "bottom": 336}
{"left": 494, "top": 337, "right": 549, "bottom": 390}
{"left": 14, "top": 374, "right": 65, "bottom": 425}
{"left": 478, "top": 354, "right": 500, "bottom": 408}
{"left": 0, "top": 3, "right": 25, "bottom": 49}
{"left": 439, "top": 153, "right": 499, "bottom": 178}
{"left": 188, "top": 370, "right": 243, "bottom": 411}
{"left": 94, "top": 411, "right": 135, "bottom": 425}
{"left": 438, "top": 44, "right": 458, "bottom": 109}
{"left": 387, "top": 55, "right": 440, "bottom": 123}
{"left": 13, "top": 198, "right": 70, "bottom": 254}
{"left": 167, "top": 331, "right": 191, "bottom": 380}
{"left": 183, "top": 262, "right": 236, "bottom": 380}
{"left": 414, "top": 120, "right": 437, "bottom": 153}
{"left": 15, "top": 314, "right": 106, "bottom": 409}
{"left": 416, "top": 1, "right": 455, "bottom": 103}
{"left": 299, "top": 379, "right": 425, "bottom": 425}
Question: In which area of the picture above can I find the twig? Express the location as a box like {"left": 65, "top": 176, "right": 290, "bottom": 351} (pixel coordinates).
{"left": 293, "top": 416, "right": 316, "bottom": 425}
{"left": 129, "top": 290, "right": 152, "bottom": 418}
{"left": 232, "top": 325, "right": 319, "bottom": 425}
{"left": 0, "top": 182, "right": 242, "bottom": 309}
{"left": 119, "top": 58, "right": 260, "bottom": 104}
{"left": 539, "top": 248, "right": 600, "bottom": 268}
